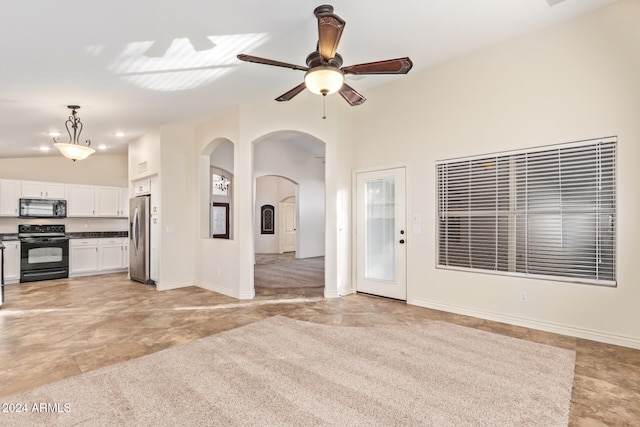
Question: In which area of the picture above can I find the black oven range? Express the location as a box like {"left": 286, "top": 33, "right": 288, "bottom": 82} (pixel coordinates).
{"left": 18, "top": 224, "right": 69, "bottom": 283}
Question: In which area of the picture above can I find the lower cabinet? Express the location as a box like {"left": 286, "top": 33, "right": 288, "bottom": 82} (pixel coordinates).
{"left": 70, "top": 238, "right": 128, "bottom": 277}
{"left": 99, "top": 238, "right": 128, "bottom": 272}
{"left": 2, "top": 240, "right": 21, "bottom": 283}
{"left": 70, "top": 239, "right": 99, "bottom": 275}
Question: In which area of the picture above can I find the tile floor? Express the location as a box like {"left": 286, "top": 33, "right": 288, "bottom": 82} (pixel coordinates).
{"left": 0, "top": 273, "right": 638, "bottom": 426}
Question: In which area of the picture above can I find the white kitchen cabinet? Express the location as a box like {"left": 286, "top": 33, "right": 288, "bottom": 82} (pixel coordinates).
{"left": 21, "top": 181, "right": 66, "bottom": 199}
{"left": 150, "top": 175, "right": 159, "bottom": 215}
{"left": 123, "top": 241, "right": 129, "bottom": 270}
{"left": 95, "top": 187, "right": 119, "bottom": 217}
{"left": 70, "top": 239, "right": 99, "bottom": 275}
{"left": 70, "top": 238, "right": 128, "bottom": 277}
{"left": 98, "top": 238, "right": 127, "bottom": 271}
{"left": 150, "top": 214, "right": 159, "bottom": 282}
{"left": 95, "top": 187, "right": 128, "bottom": 217}
{"left": 0, "top": 179, "right": 20, "bottom": 216}
{"left": 2, "top": 240, "right": 21, "bottom": 283}
{"left": 119, "top": 188, "right": 129, "bottom": 217}
{"left": 133, "top": 179, "right": 151, "bottom": 196}
{"left": 67, "top": 185, "right": 95, "bottom": 217}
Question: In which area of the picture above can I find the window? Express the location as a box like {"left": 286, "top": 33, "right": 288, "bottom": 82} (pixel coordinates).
{"left": 261, "top": 204, "right": 275, "bottom": 234}
{"left": 437, "top": 137, "right": 616, "bottom": 286}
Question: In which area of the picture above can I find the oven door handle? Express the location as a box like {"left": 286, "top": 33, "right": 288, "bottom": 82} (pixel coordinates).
{"left": 21, "top": 237, "right": 68, "bottom": 244}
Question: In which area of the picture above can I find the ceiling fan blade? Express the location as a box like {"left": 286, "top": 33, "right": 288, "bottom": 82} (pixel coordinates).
{"left": 237, "top": 54, "right": 308, "bottom": 72}
{"left": 275, "top": 82, "right": 307, "bottom": 102}
{"left": 342, "top": 57, "right": 413, "bottom": 75}
{"left": 316, "top": 7, "right": 346, "bottom": 61}
{"left": 339, "top": 83, "right": 366, "bottom": 106}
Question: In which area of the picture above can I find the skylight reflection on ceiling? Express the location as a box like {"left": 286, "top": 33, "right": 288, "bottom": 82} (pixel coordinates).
{"left": 86, "top": 33, "right": 269, "bottom": 92}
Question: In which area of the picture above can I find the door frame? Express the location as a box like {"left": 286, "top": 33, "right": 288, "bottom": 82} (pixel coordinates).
{"left": 352, "top": 163, "right": 409, "bottom": 299}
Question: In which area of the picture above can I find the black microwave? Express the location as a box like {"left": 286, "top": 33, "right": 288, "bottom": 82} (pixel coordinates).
{"left": 19, "top": 198, "right": 67, "bottom": 218}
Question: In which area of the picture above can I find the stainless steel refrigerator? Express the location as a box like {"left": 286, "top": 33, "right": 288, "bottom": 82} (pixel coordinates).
{"left": 129, "top": 195, "right": 152, "bottom": 284}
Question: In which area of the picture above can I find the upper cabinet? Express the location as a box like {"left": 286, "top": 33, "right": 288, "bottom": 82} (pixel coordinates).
{"left": 0, "top": 179, "right": 127, "bottom": 218}
{"left": 21, "top": 180, "right": 66, "bottom": 199}
{"left": 67, "top": 185, "right": 96, "bottom": 217}
{"left": 95, "top": 186, "right": 129, "bottom": 217}
{"left": 133, "top": 178, "right": 151, "bottom": 196}
{"left": 0, "top": 179, "right": 21, "bottom": 216}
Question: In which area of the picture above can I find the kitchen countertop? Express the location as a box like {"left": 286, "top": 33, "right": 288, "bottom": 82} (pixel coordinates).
{"left": 0, "top": 232, "right": 128, "bottom": 241}
{"left": 66, "top": 231, "right": 128, "bottom": 239}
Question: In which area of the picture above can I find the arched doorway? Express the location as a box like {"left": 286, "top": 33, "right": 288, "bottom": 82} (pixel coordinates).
{"left": 253, "top": 132, "right": 326, "bottom": 295}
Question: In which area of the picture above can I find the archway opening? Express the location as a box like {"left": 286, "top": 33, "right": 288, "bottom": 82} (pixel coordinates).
{"left": 199, "top": 138, "right": 234, "bottom": 240}
{"left": 253, "top": 132, "right": 325, "bottom": 296}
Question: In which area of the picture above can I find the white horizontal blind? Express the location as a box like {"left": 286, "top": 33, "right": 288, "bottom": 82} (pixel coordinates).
{"left": 437, "top": 137, "right": 616, "bottom": 286}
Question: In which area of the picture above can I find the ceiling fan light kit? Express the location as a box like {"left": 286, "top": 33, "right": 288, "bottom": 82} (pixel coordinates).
{"left": 52, "top": 105, "right": 96, "bottom": 161}
{"left": 304, "top": 66, "right": 344, "bottom": 96}
{"left": 237, "top": 4, "right": 413, "bottom": 108}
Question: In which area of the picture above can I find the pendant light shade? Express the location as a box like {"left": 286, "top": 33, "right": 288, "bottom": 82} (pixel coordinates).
{"left": 53, "top": 105, "right": 95, "bottom": 161}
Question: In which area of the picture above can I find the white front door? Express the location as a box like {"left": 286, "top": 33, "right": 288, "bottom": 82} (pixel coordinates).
{"left": 356, "top": 168, "right": 407, "bottom": 300}
{"left": 279, "top": 200, "right": 296, "bottom": 253}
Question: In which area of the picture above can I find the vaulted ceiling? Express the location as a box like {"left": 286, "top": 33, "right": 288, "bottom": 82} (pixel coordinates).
{"left": 0, "top": 0, "right": 619, "bottom": 158}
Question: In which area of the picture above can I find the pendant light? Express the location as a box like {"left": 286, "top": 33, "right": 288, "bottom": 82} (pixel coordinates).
{"left": 53, "top": 105, "right": 96, "bottom": 161}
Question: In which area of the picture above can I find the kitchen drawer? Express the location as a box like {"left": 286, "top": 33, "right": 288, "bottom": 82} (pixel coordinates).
{"left": 99, "top": 238, "right": 124, "bottom": 245}
{"left": 70, "top": 238, "right": 99, "bottom": 246}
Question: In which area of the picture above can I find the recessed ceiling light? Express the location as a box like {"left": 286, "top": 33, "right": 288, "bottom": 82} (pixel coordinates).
{"left": 98, "top": 144, "right": 107, "bottom": 150}
{"left": 113, "top": 132, "right": 125, "bottom": 137}
{"left": 39, "top": 146, "right": 51, "bottom": 151}
{"left": 48, "top": 131, "right": 61, "bottom": 137}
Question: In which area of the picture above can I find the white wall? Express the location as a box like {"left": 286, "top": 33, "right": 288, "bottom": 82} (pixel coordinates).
{"left": 194, "top": 109, "right": 243, "bottom": 297}
{"left": 351, "top": 0, "right": 640, "bottom": 347}
{"left": 193, "top": 95, "right": 353, "bottom": 299}
{"left": 0, "top": 154, "right": 128, "bottom": 187}
{"left": 128, "top": 130, "right": 160, "bottom": 182}
{"left": 157, "top": 124, "right": 196, "bottom": 290}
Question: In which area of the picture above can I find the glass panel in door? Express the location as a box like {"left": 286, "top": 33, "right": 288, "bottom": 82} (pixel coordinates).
{"left": 365, "top": 177, "right": 395, "bottom": 281}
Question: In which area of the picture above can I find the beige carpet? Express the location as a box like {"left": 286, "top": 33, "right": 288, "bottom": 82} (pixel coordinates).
{"left": 254, "top": 253, "right": 324, "bottom": 288}
{"left": 2, "top": 317, "right": 575, "bottom": 426}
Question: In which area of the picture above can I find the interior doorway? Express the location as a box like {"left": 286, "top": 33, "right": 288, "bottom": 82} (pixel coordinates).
{"left": 253, "top": 132, "right": 326, "bottom": 296}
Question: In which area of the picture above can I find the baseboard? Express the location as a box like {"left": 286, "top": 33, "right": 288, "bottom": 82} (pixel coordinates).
{"left": 409, "top": 297, "right": 640, "bottom": 350}
{"left": 194, "top": 280, "right": 254, "bottom": 300}
{"left": 156, "top": 281, "right": 192, "bottom": 291}
{"left": 338, "top": 286, "right": 355, "bottom": 297}
{"left": 324, "top": 288, "right": 341, "bottom": 299}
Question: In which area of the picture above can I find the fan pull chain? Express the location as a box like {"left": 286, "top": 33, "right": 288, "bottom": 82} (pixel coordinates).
{"left": 322, "top": 94, "right": 327, "bottom": 120}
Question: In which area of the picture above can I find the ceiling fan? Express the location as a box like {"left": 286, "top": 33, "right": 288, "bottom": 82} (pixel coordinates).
{"left": 237, "top": 4, "right": 413, "bottom": 107}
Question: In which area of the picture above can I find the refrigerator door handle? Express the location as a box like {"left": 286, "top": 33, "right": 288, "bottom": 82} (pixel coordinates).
{"left": 132, "top": 207, "right": 140, "bottom": 255}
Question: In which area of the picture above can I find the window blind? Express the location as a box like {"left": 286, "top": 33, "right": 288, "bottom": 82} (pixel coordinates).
{"left": 437, "top": 137, "right": 616, "bottom": 286}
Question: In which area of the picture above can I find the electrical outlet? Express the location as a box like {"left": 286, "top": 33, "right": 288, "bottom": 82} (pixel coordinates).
{"left": 519, "top": 292, "right": 528, "bottom": 303}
